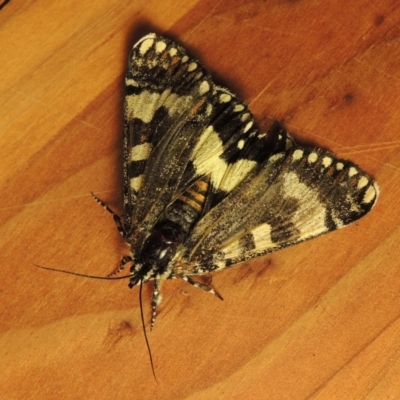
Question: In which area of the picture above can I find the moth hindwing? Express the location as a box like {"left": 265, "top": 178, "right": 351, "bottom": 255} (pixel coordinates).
{"left": 97, "top": 33, "right": 379, "bottom": 329}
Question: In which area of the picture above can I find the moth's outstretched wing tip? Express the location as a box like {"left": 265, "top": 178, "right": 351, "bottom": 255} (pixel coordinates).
{"left": 337, "top": 162, "right": 379, "bottom": 227}
{"left": 369, "top": 180, "right": 380, "bottom": 208}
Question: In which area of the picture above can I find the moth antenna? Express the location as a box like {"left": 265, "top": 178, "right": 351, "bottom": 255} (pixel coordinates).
{"left": 33, "top": 264, "right": 134, "bottom": 281}
{"left": 139, "top": 281, "right": 158, "bottom": 382}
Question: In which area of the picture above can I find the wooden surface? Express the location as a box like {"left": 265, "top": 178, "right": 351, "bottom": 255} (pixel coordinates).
{"left": 1, "top": 1, "right": 399, "bottom": 399}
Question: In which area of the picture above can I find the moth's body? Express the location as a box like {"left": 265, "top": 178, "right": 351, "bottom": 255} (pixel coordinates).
{"left": 93, "top": 33, "right": 378, "bottom": 329}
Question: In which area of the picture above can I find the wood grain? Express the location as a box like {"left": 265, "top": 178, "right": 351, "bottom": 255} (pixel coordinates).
{"left": 1, "top": 1, "right": 399, "bottom": 399}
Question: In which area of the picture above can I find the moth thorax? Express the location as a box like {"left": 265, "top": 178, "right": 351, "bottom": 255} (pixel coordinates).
{"left": 136, "top": 221, "right": 185, "bottom": 277}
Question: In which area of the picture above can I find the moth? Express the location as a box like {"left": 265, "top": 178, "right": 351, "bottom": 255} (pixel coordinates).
{"left": 40, "top": 33, "right": 379, "bottom": 331}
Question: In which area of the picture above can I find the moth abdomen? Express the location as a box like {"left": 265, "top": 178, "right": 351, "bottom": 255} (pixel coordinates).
{"left": 164, "top": 175, "right": 211, "bottom": 234}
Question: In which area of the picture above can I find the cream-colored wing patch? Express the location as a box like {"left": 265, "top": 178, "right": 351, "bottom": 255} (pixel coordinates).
{"left": 191, "top": 126, "right": 256, "bottom": 192}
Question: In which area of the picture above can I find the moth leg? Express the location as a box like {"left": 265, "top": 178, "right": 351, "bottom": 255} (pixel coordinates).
{"left": 91, "top": 192, "right": 127, "bottom": 238}
{"left": 150, "top": 277, "right": 162, "bottom": 331}
{"left": 108, "top": 255, "right": 133, "bottom": 277}
{"left": 182, "top": 276, "right": 223, "bottom": 301}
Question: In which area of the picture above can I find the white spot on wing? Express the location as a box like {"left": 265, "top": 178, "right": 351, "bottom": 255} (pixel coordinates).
{"left": 363, "top": 184, "right": 377, "bottom": 204}
{"left": 219, "top": 93, "right": 231, "bottom": 103}
{"left": 244, "top": 121, "right": 253, "bottom": 133}
{"left": 130, "top": 176, "right": 143, "bottom": 192}
{"left": 308, "top": 152, "right": 318, "bottom": 163}
{"left": 155, "top": 41, "right": 167, "bottom": 53}
{"left": 292, "top": 149, "right": 304, "bottom": 161}
{"left": 199, "top": 81, "right": 210, "bottom": 95}
{"left": 181, "top": 55, "right": 189, "bottom": 63}
{"left": 348, "top": 167, "right": 358, "bottom": 177}
{"left": 188, "top": 62, "right": 197, "bottom": 72}
{"left": 357, "top": 176, "right": 368, "bottom": 189}
{"left": 336, "top": 162, "right": 344, "bottom": 170}
{"left": 251, "top": 224, "right": 273, "bottom": 249}
{"left": 169, "top": 47, "right": 178, "bottom": 56}
{"left": 139, "top": 38, "right": 154, "bottom": 55}
{"left": 131, "top": 142, "right": 152, "bottom": 161}
{"left": 234, "top": 104, "right": 245, "bottom": 112}
{"left": 237, "top": 139, "right": 245, "bottom": 149}
{"left": 322, "top": 157, "right": 332, "bottom": 168}
{"left": 241, "top": 113, "right": 250, "bottom": 122}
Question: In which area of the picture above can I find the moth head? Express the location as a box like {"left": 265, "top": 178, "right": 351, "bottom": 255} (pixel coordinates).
{"left": 131, "top": 221, "right": 185, "bottom": 284}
